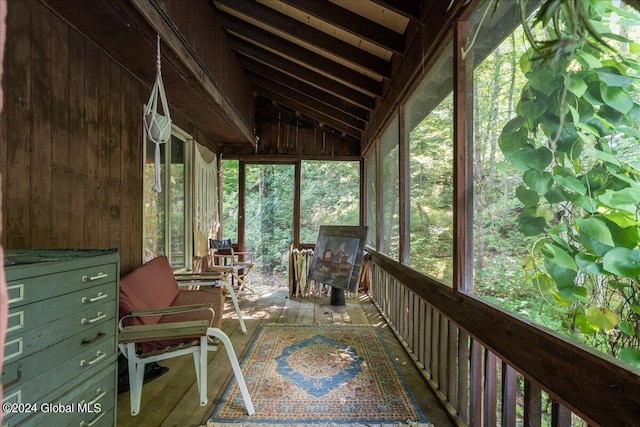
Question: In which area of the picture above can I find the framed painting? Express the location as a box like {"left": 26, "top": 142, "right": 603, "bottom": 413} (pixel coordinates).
{"left": 308, "top": 225, "right": 368, "bottom": 293}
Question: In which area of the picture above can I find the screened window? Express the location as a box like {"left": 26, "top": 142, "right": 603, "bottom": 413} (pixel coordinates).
{"left": 379, "top": 116, "right": 400, "bottom": 259}
{"left": 365, "top": 148, "right": 376, "bottom": 248}
{"left": 300, "top": 160, "right": 360, "bottom": 244}
{"left": 467, "top": 1, "right": 540, "bottom": 315}
{"left": 405, "top": 43, "right": 454, "bottom": 284}
{"left": 244, "top": 163, "right": 295, "bottom": 273}
{"left": 143, "top": 129, "right": 192, "bottom": 269}
{"left": 221, "top": 159, "right": 239, "bottom": 242}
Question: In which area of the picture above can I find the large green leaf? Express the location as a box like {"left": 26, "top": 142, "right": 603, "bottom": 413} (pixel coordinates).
{"left": 532, "top": 272, "right": 555, "bottom": 293}
{"left": 575, "top": 253, "right": 604, "bottom": 274}
{"left": 516, "top": 185, "right": 540, "bottom": 208}
{"left": 619, "top": 321, "right": 634, "bottom": 337}
{"left": 575, "top": 50, "right": 603, "bottom": 69}
{"left": 504, "top": 146, "right": 552, "bottom": 172}
{"left": 567, "top": 75, "right": 588, "bottom": 97}
{"left": 587, "top": 147, "right": 621, "bottom": 167}
{"left": 596, "top": 69, "right": 635, "bottom": 87}
{"left": 576, "top": 217, "right": 615, "bottom": 247}
{"left": 555, "top": 175, "right": 587, "bottom": 195}
{"left": 544, "top": 187, "right": 569, "bottom": 203}
{"left": 518, "top": 99, "right": 548, "bottom": 120}
{"left": 528, "top": 69, "right": 561, "bottom": 96}
{"left": 602, "top": 247, "right": 640, "bottom": 277}
{"left": 523, "top": 169, "right": 554, "bottom": 194}
{"left": 598, "top": 188, "right": 640, "bottom": 213}
{"left": 518, "top": 211, "right": 549, "bottom": 236}
{"left": 541, "top": 243, "right": 577, "bottom": 271}
{"left": 606, "top": 220, "right": 640, "bottom": 249}
{"left": 498, "top": 127, "right": 529, "bottom": 151}
{"left": 602, "top": 211, "right": 638, "bottom": 229}
{"left": 619, "top": 348, "right": 640, "bottom": 367}
{"left": 557, "top": 284, "right": 588, "bottom": 302}
{"left": 575, "top": 314, "right": 600, "bottom": 334}
{"left": 568, "top": 194, "right": 597, "bottom": 213}
{"left": 601, "top": 85, "right": 634, "bottom": 114}
{"left": 586, "top": 306, "right": 618, "bottom": 331}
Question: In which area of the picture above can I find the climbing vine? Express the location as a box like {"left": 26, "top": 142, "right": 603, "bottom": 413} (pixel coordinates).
{"left": 499, "top": 0, "right": 640, "bottom": 364}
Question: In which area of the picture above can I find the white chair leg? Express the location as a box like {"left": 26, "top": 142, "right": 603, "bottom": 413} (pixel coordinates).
{"left": 195, "top": 336, "right": 208, "bottom": 406}
{"left": 126, "top": 343, "right": 145, "bottom": 416}
{"left": 207, "top": 327, "right": 255, "bottom": 416}
{"left": 219, "top": 280, "right": 247, "bottom": 334}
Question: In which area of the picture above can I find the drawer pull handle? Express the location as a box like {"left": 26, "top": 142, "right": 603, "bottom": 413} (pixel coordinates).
{"left": 81, "top": 332, "right": 106, "bottom": 345}
{"left": 82, "top": 292, "right": 109, "bottom": 304}
{"left": 2, "top": 367, "right": 22, "bottom": 389}
{"left": 89, "top": 388, "right": 107, "bottom": 404}
{"left": 81, "top": 312, "right": 107, "bottom": 325}
{"left": 80, "top": 411, "right": 106, "bottom": 427}
{"left": 82, "top": 272, "right": 109, "bottom": 282}
{"left": 80, "top": 351, "right": 106, "bottom": 367}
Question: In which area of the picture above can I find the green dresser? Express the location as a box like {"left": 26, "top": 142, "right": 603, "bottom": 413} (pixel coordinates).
{"left": 2, "top": 249, "right": 119, "bottom": 427}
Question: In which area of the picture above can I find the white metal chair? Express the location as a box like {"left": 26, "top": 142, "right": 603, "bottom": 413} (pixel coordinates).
{"left": 118, "top": 305, "right": 254, "bottom": 417}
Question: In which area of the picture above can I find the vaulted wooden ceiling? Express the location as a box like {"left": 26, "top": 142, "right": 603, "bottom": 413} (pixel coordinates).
{"left": 41, "top": 0, "right": 438, "bottom": 150}
{"left": 213, "top": 0, "right": 417, "bottom": 141}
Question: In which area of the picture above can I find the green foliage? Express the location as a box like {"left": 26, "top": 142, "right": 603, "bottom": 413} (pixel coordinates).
{"left": 501, "top": 0, "right": 640, "bottom": 363}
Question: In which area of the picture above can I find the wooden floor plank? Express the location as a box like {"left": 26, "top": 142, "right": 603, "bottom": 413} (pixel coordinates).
{"left": 117, "top": 280, "right": 455, "bottom": 427}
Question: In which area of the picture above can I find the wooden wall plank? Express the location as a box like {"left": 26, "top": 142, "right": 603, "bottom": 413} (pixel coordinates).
{"left": 108, "top": 61, "right": 121, "bottom": 249}
{"left": 84, "top": 40, "right": 100, "bottom": 250}
{"left": 4, "top": 0, "right": 31, "bottom": 248}
{"left": 30, "top": 2, "right": 51, "bottom": 247}
{"left": 119, "top": 72, "right": 132, "bottom": 272}
{"left": 96, "top": 52, "right": 110, "bottom": 248}
{"left": 50, "top": 12, "right": 70, "bottom": 246}
{"left": 68, "top": 26, "right": 86, "bottom": 248}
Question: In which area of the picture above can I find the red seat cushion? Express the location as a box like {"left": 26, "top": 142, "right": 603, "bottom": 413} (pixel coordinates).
{"left": 119, "top": 256, "right": 180, "bottom": 326}
{"left": 119, "top": 256, "right": 226, "bottom": 353}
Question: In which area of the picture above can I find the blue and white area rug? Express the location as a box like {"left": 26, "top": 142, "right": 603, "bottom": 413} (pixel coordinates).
{"left": 207, "top": 324, "right": 433, "bottom": 426}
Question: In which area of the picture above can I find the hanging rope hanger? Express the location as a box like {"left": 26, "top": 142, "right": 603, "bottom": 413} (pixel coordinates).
{"left": 144, "top": 34, "right": 172, "bottom": 192}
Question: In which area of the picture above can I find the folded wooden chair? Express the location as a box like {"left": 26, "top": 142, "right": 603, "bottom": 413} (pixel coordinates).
{"left": 118, "top": 256, "right": 254, "bottom": 416}
{"left": 208, "top": 239, "right": 255, "bottom": 293}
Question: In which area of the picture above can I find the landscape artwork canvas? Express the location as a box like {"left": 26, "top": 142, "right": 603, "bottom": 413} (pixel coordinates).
{"left": 308, "top": 225, "right": 368, "bottom": 293}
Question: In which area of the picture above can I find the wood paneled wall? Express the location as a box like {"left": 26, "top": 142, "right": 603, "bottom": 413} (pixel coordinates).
{"left": 0, "top": 0, "right": 201, "bottom": 275}
{"left": 223, "top": 98, "right": 361, "bottom": 159}
{"left": 161, "top": 0, "right": 253, "bottom": 128}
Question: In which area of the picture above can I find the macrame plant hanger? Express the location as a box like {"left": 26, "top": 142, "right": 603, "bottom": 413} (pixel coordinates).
{"left": 144, "top": 35, "right": 172, "bottom": 192}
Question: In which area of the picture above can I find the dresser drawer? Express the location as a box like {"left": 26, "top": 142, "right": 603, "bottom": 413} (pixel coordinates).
{"left": 2, "top": 364, "right": 116, "bottom": 427}
{"left": 2, "top": 323, "right": 115, "bottom": 399}
{"left": 6, "top": 262, "right": 117, "bottom": 309}
{"left": 4, "top": 298, "right": 116, "bottom": 363}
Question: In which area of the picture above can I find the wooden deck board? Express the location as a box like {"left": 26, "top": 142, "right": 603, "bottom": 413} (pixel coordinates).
{"left": 116, "top": 281, "right": 455, "bottom": 427}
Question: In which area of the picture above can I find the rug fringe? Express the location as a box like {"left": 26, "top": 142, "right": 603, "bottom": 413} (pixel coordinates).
{"left": 204, "top": 421, "right": 435, "bottom": 427}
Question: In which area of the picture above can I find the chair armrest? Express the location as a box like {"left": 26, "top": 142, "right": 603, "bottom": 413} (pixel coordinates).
{"left": 119, "top": 303, "right": 214, "bottom": 331}
{"left": 118, "top": 320, "right": 209, "bottom": 344}
{"left": 130, "top": 303, "right": 212, "bottom": 317}
{"left": 199, "top": 264, "right": 235, "bottom": 273}
{"left": 175, "top": 272, "right": 224, "bottom": 287}
{"left": 235, "top": 252, "right": 254, "bottom": 262}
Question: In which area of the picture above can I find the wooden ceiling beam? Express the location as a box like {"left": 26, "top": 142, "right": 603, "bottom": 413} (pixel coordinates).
{"left": 215, "top": 0, "right": 390, "bottom": 80}
{"left": 227, "top": 35, "right": 382, "bottom": 97}
{"left": 229, "top": 38, "right": 376, "bottom": 111}
{"left": 278, "top": 0, "right": 405, "bottom": 55}
{"left": 247, "top": 72, "right": 366, "bottom": 132}
{"left": 239, "top": 58, "right": 369, "bottom": 122}
{"left": 369, "top": 0, "right": 422, "bottom": 21}
{"left": 254, "top": 87, "right": 362, "bottom": 141}
{"left": 217, "top": 11, "right": 382, "bottom": 97}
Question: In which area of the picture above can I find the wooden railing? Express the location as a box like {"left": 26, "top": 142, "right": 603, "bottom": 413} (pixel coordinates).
{"left": 366, "top": 250, "right": 640, "bottom": 427}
